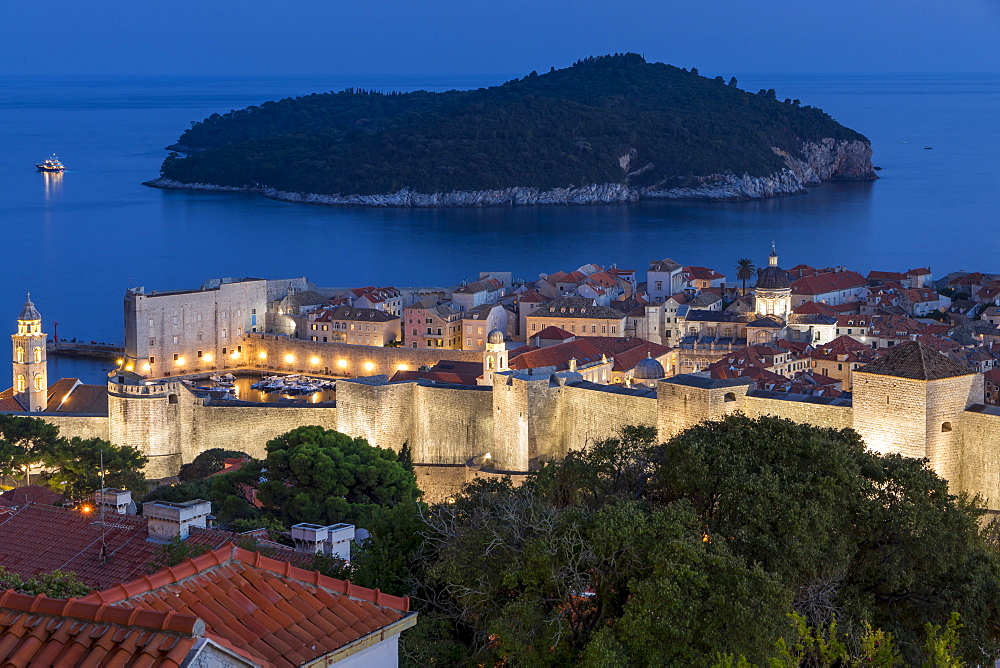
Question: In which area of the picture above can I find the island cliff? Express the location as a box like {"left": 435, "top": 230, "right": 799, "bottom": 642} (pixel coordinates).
{"left": 148, "top": 54, "right": 876, "bottom": 207}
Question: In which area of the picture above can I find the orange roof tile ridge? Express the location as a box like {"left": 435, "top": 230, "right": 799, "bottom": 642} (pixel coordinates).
{"left": 0, "top": 588, "right": 202, "bottom": 635}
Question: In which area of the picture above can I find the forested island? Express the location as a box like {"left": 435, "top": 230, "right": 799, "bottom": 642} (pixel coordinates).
{"left": 148, "top": 53, "right": 877, "bottom": 207}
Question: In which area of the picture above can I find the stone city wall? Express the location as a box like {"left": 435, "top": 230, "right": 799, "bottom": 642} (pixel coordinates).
{"left": 559, "top": 384, "right": 658, "bottom": 453}
{"left": 411, "top": 384, "right": 493, "bottom": 465}
{"left": 22, "top": 413, "right": 109, "bottom": 441}
{"left": 923, "top": 374, "right": 983, "bottom": 488}
{"left": 187, "top": 403, "right": 338, "bottom": 463}
{"left": 335, "top": 378, "right": 415, "bottom": 454}
{"left": 413, "top": 464, "right": 533, "bottom": 504}
{"left": 240, "top": 333, "right": 481, "bottom": 377}
{"left": 740, "top": 395, "right": 854, "bottom": 431}
{"left": 851, "top": 372, "right": 930, "bottom": 459}
{"left": 958, "top": 409, "right": 1000, "bottom": 507}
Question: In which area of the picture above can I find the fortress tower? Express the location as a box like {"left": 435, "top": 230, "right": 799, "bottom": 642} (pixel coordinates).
{"left": 754, "top": 243, "right": 791, "bottom": 321}
{"left": 852, "top": 341, "right": 983, "bottom": 488}
{"left": 11, "top": 294, "right": 47, "bottom": 412}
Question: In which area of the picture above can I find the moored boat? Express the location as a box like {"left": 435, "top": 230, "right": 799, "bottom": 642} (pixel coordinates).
{"left": 36, "top": 155, "right": 65, "bottom": 172}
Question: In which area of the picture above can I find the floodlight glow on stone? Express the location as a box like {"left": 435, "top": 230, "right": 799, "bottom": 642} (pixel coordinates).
{"left": 364, "top": 362, "right": 374, "bottom": 371}
{"left": 337, "top": 359, "right": 348, "bottom": 368}
{"left": 204, "top": 353, "right": 214, "bottom": 362}
{"left": 285, "top": 354, "right": 295, "bottom": 364}
{"left": 310, "top": 356, "right": 320, "bottom": 365}
{"left": 258, "top": 351, "right": 267, "bottom": 360}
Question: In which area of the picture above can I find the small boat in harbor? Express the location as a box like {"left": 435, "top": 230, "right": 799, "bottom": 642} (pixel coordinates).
{"left": 36, "top": 155, "right": 66, "bottom": 172}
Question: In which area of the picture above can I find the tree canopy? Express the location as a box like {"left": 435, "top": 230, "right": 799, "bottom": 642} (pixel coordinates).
{"left": 388, "top": 416, "right": 1000, "bottom": 666}
{"left": 158, "top": 53, "right": 868, "bottom": 197}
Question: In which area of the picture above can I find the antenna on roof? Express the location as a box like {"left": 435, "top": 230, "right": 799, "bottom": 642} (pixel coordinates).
{"left": 99, "top": 448, "right": 107, "bottom": 564}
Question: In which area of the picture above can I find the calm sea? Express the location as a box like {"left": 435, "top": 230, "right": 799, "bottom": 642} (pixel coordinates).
{"left": 1, "top": 73, "right": 998, "bottom": 383}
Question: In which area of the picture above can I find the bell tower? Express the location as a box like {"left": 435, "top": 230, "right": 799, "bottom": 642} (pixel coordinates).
{"left": 12, "top": 293, "right": 47, "bottom": 412}
{"left": 482, "top": 329, "right": 509, "bottom": 386}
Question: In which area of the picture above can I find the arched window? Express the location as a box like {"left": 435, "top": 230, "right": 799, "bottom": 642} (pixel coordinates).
{"left": 941, "top": 422, "right": 952, "bottom": 433}
{"left": 168, "top": 394, "right": 179, "bottom": 405}
{"left": 33, "top": 347, "right": 41, "bottom": 363}
{"left": 33, "top": 375, "right": 43, "bottom": 391}
{"left": 16, "top": 375, "right": 25, "bottom": 392}
{"left": 724, "top": 392, "right": 737, "bottom": 402}
{"left": 486, "top": 357, "right": 495, "bottom": 370}
{"left": 16, "top": 346, "right": 24, "bottom": 364}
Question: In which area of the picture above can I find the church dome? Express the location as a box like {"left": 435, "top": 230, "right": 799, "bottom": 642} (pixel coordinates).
{"left": 17, "top": 294, "right": 41, "bottom": 321}
{"left": 756, "top": 266, "right": 791, "bottom": 290}
{"left": 633, "top": 354, "right": 665, "bottom": 380}
{"left": 487, "top": 329, "right": 505, "bottom": 344}
{"left": 755, "top": 245, "right": 790, "bottom": 290}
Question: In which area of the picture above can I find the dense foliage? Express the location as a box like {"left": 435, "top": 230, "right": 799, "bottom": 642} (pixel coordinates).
{"left": 0, "top": 566, "right": 91, "bottom": 598}
{"left": 0, "top": 415, "right": 147, "bottom": 499}
{"left": 345, "top": 417, "right": 1000, "bottom": 666}
{"left": 159, "top": 53, "right": 867, "bottom": 195}
{"left": 178, "top": 447, "right": 246, "bottom": 481}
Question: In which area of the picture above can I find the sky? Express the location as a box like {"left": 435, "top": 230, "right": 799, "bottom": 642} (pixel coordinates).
{"left": 2, "top": 0, "right": 999, "bottom": 77}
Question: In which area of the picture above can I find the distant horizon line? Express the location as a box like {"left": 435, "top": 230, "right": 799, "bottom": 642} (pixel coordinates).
{"left": 2, "top": 70, "right": 999, "bottom": 80}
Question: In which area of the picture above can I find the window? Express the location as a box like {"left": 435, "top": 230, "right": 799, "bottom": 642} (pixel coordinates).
{"left": 467, "top": 338, "right": 472, "bottom": 347}
{"left": 251, "top": 309, "right": 256, "bottom": 315}
{"left": 724, "top": 392, "right": 737, "bottom": 402}
{"left": 16, "top": 375, "right": 24, "bottom": 392}
{"left": 150, "top": 356, "right": 155, "bottom": 364}
{"left": 237, "top": 345, "right": 242, "bottom": 353}
{"left": 237, "top": 310, "right": 242, "bottom": 317}
{"left": 611, "top": 326, "right": 616, "bottom": 334}
{"left": 168, "top": 394, "right": 178, "bottom": 404}
{"left": 478, "top": 327, "right": 483, "bottom": 335}
{"left": 221, "top": 329, "right": 227, "bottom": 338}
{"left": 197, "top": 314, "right": 203, "bottom": 322}
{"left": 237, "top": 328, "right": 243, "bottom": 336}
{"left": 148, "top": 319, "right": 155, "bottom": 328}
{"left": 322, "top": 325, "right": 328, "bottom": 331}
{"left": 222, "top": 348, "right": 227, "bottom": 355}
{"left": 15, "top": 347, "right": 24, "bottom": 363}
{"left": 531, "top": 324, "right": 537, "bottom": 331}
{"left": 197, "top": 350, "right": 203, "bottom": 358}
{"left": 477, "top": 339, "right": 483, "bottom": 347}
{"left": 197, "top": 332, "right": 203, "bottom": 341}
{"left": 591, "top": 326, "right": 596, "bottom": 333}
{"left": 173, "top": 353, "right": 178, "bottom": 361}
{"left": 172, "top": 336, "right": 179, "bottom": 344}
{"left": 311, "top": 324, "right": 317, "bottom": 330}
{"left": 413, "top": 329, "right": 417, "bottom": 336}
{"left": 222, "top": 311, "right": 228, "bottom": 319}
{"left": 412, "top": 342, "right": 417, "bottom": 348}
{"left": 311, "top": 336, "right": 318, "bottom": 341}
{"left": 942, "top": 422, "right": 953, "bottom": 432}
{"left": 655, "top": 281, "right": 663, "bottom": 290}
{"left": 149, "top": 338, "right": 155, "bottom": 347}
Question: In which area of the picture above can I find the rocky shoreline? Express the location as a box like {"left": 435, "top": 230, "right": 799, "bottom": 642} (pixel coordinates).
{"left": 145, "top": 138, "right": 876, "bottom": 208}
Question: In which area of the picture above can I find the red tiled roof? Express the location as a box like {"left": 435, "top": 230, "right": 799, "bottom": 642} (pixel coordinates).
{"left": 793, "top": 301, "right": 839, "bottom": 316}
{"left": 791, "top": 270, "right": 868, "bottom": 296}
{"left": 83, "top": 545, "right": 411, "bottom": 668}
{"left": 534, "top": 326, "right": 575, "bottom": 341}
{"left": 0, "top": 485, "right": 63, "bottom": 507}
{"left": 509, "top": 339, "right": 606, "bottom": 372}
{"left": 0, "top": 504, "right": 304, "bottom": 591}
{"left": 0, "top": 589, "right": 201, "bottom": 667}
{"left": 517, "top": 290, "right": 547, "bottom": 303}
{"left": 0, "top": 388, "right": 24, "bottom": 412}
{"left": 584, "top": 337, "right": 671, "bottom": 373}
{"left": 683, "top": 266, "right": 725, "bottom": 281}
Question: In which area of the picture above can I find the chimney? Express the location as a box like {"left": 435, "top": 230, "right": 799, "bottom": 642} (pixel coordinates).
{"left": 95, "top": 488, "right": 135, "bottom": 515}
{"left": 568, "top": 357, "right": 577, "bottom": 372}
{"left": 144, "top": 499, "right": 211, "bottom": 540}
{"left": 291, "top": 523, "right": 356, "bottom": 562}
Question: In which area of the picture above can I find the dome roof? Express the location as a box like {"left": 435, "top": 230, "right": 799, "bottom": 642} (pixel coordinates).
{"left": 633, "top": 354, "right": 665, "bottom": 380}
{"left": 755, "top": 265, "right": 791, "bottom": 290}
{"left": 487, "top": 329, "right": 505, "bottom": 344}
{"left": 17, "top": 294, "right": 41, "bottom": 321}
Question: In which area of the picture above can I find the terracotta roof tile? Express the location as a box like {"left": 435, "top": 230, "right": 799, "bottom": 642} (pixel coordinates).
{"left": 791, "top": 270, "right": 868, "bottom": 296}
{"left": 857, "top": 341, "right": 973, "bottom": 380}
{"left": 0, "top": 589, "right": 201, "bottom": 667}
{"left": 81, "top": 545, "right": 411, "bottom": 668}
{"left": 0, "top": 485, "right": 63, "bottom": 507}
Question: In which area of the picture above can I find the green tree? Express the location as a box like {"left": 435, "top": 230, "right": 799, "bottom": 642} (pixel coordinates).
{"left": 42, "top": 437, "right": 148, "bottom": 501}
{"left": 178, "top": 448, "right": 247, "bottom": 481}
{"left": 735, "top": 257, "right": 756, "bottom": 296}
{"left": 147, "top": 536, "right": 210, "bottom": 572}
{"left": 0, "top": 414, "right": 62, "bottom": 484}
{"left": 0, "top": 566, "right": 91, "bottom": 598}
{"left": 222, "top": 426, "right": 418, "bottom": 528}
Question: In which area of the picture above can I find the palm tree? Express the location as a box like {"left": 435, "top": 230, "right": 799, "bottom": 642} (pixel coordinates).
{"left": 735, "top": 258, "right": 756, "bottom": 296}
